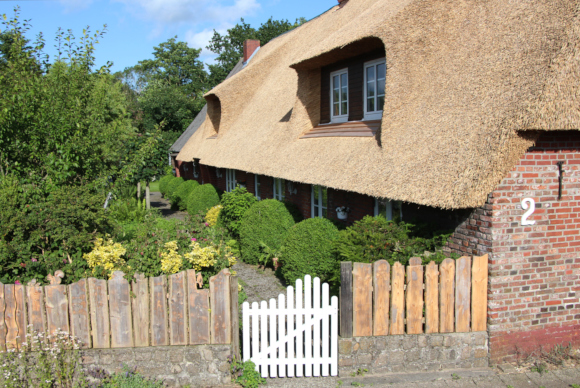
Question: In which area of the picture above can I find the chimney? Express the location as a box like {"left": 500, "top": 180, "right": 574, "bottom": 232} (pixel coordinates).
{"left": 338, "top": 0, "right": 348, "bottom": 7}
{"left": 243, "top": 39, "right": 260, "bottom": 63}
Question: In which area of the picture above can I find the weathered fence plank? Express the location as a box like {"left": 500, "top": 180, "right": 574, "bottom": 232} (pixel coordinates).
{"left": 68, "top": 279, "right": 91, "bottom": 348}
{"left": 455, "top": 256, "right": 472, "bottom": 333}
{"left": 439, "top": 258, "right": 455, "bottom": 333}
{"left": 406, "top": 257, "right": 424, "bottom": 334}
{"left": 14, "top": 284, "right": 27, "bottom": 347}
{"left": 0, "top": 284, "right": 6, "bottom": 351}
{"left": 169, "top": 271, "right": 187, "bottom": 345}
{"left": 210, "top": 269, "right": 231, "bottom": 344}
{"left": 187, "top": 270, "right": 210, "bottom": 345}
{"left": 230, "top": 275, "right": 240, "bottom": 360}
{"left": 88, "top": 278, "right": 110, "bottom": 348}
{"left": 109, "top": 271, "right": 133, "bottom": 348}
{"left": 131, "top": 274, "right": 149, "bottom": 347}
{"left": 27, "top": 281, "right": 46, "bottom": 334}
{"left": 45, "top": 284, "right": 69, "bottom": 336}
{"left": 373, "top": 260, "right": 390, "bottom": 336}
{"left": 339, "top": 262, "right": 353, "bottom": 338}
{"left": 4, "top": 285, "right": 17, "bottom": 349}
{"left": 150, "top": 275, "right": 168, "bottom": 346}
{"left": 390, "top": 262, "right": 405, "bottom": 335}
{"left": 352, "top": 263, "right": 372, "bottom": 337}
{"left": 425, "top": 261, "right": 439, "bottom": 334}
{"left": 471, "top": 254, "right": 489, "bottom": 332}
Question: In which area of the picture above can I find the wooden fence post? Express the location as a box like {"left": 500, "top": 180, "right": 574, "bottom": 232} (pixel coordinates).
{"left": 230, "top": 275, "right": 240, "bottom": 360}
{"left": 352, "top": 263, "right": 372, "bottom": 337}
{"left": 339, "top": 262, "right": 353, "bottom": 338}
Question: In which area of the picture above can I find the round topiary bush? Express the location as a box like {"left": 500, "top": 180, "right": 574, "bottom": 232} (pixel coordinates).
{"left": 171, "top": 180, "right": 199, "bottom": 210}
{"left": 165, "top": 177, "right": 184, "bottom": 201}
{"left": 238, "top": 199, "right": 296, "bottom": 265}
{"left": 279, "top": 218, "right": 340, "bottom": 286}
{"left": 186, "top": 184, "right": 220, "bottom": 216}
{"left": 218, "top": 186, "right": 257, "bottom": 237}
{"left": 158, "top": 175, "right": 174, "bottom": 197}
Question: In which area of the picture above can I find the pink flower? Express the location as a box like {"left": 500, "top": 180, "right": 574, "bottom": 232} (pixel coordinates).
{"left": 15, "top": 280, "right": 21, "bottom": 285}
{"left": 204, "top": 223, "right": 209, "bottom": 227}
{"left": 191, "top": 238, "right": 197, "bottom": 242}
{"left": 31, "top": 258, "right": 38, "bottom": 262}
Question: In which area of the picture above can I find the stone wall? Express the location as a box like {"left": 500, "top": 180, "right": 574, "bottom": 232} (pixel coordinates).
{"left": 81, "top": 344, "right": 232, "bottom": 387}
{"left": 338, "top": 332, "right": 489, "bottom": 375}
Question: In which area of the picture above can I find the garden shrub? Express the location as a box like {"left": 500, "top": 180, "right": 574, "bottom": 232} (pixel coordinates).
{"left": 186, "top": 184, "right": 220, "bottom": 216}
{"left": 334, "top": 215, "right": 453, "bottom": 268}
{"left": 218, "top": 187, "right": 257, "bottom": 237}
{"left": 238, "top": 199, "right": 295, "bottom": 265}
{"left": 205, "top": 204, "right": 222, "bottom": 227}
{"left": 279, "top": 218, "right": 340, "bottom": 286}
{"left": 164, "top": 177, "right": 184, "bottom": 201}
{"left": 171, "top": 179, "right": 199, "bottom": 210}
{"left": 158, "top": 174, "right": 174, "bottom": 196}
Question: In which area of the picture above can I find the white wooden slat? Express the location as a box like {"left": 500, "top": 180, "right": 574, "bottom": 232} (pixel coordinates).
{"left": 269, "top": 298, "right": 276, "bottom": 378}
{"left": 313, "top": 277, "right": 321, "bottom": 377}
{"left": 251, "top": 302, "right": 259, "bottom": 369}
{"left": 330, "top": 295, "right": 339, "bottom": 376}
{"left": 278, "top": 293, "right": 286, "bottom": 378}
{"left": 295, "top": 279, "right": 303, "bottom": 378}
{"left": 304, "top": 275, "right": 312, "bottom": 377}
{"left": 321, "top": 283, "right": 330, "bottom": 377}
{"left": 243, "top": 302, "right": 250, "bottom": 361}
{"left": 287, "top": 286, "right": 294, "bottom": 378}
{"left": 260, "top": 300, "right": 268, "bottom": 378}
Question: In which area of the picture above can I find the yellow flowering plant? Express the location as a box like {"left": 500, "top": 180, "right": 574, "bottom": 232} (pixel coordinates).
{"left": 160, "top": 241, "right": 183, "bottom": 274}
{"left": 205, "top": 205, "right": 222, "bottom": 227}
{"left": 83, "top": 237, "right": 127, "bottom": 278}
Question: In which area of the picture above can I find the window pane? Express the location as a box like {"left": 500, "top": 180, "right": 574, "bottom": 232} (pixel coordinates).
{"left": 333, "top": 75, "right": 339, "bottom": 90}
{"left": 322, "top": 208, "right": 327, "bottom": 218}
{"left": 377, "top": 63, "right": 386, "bottom": 81}
{"left": 322, "top": 187, "right": 327, "bottom": 207}
{"left": 367, "top": 97, "right": 375, "bottom": 112}
{"left": 378, "top": 198, "right": 387, "bottom": 218}
{"left": 366, "top": 66, "right": 375, "bottom": 83}
{"left": 313, "top": 185, "right": 320, "bottom": 202}
{"left": 341, "top": 86, "right": 348, "bottom": 103}
{"left": 367, "top": 80, "right": 375, "bottom": 98}
{"left": 377, "top": 95, "right": 385, "bottom": 112}
{"left": 333, "top": 89, "right": 340, "bottom": 104}
{"left": 341, "top": 73, "right": 348, "bottom": 91}
{"left": 280, "top": 180, "right": 285, "bottom": 198}
{"left": 392, "top": 201, "right": 402, "bottom": 223}
{"left": 333, "top": 102, "right": 339, "bottom": 116}
{"left": 377, "top": 77, "right": 385, "bottom": 97}
{"left": 341, "top": 102, "right": 348, "bottom": 116}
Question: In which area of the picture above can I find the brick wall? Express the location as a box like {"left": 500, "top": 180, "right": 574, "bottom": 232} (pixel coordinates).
{"left": 448, "top": 131, "right": 580, "bottom": 363}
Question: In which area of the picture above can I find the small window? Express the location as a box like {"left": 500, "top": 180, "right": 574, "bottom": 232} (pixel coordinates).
{"left": 374, "top": 198, "right": 402, "bottom": 222}
{"left": 311, "top": 185, "right": 328, "bottom": 218}
{"left": 330, "top": 69, "right": 348, "bottom": 123}
{"left": 273, "top": 178, "right": 285, "bottom": 201}
{"left": 364, "top": 59, "right": 386, "bottom": 120}
{"left": 225, "top": 169, "right": 236, "bottom": 192}
{"left": 255, "top": 175, "right": 261, "bottom": 200}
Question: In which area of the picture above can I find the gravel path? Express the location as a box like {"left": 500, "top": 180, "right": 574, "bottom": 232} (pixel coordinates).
{"left": 233, "top": 261, "right": 287, "bottom": 305}
{"left": 150, "top": 191, "right": 188, "bottom": 221}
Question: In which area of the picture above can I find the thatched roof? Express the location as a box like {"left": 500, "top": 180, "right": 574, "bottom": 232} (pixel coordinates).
{"left": 170, "top": 59, "right": 245, "bottom": 153}
{"left": 177, "top": 0, "right": 580, "bottom": 209}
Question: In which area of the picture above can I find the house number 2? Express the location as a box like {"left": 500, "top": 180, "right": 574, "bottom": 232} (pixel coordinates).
{"left": 521, "top": 198, "right": 536, "bottom": 226}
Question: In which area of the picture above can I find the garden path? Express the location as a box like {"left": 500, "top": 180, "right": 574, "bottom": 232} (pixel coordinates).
{"left": 232, "top": 261, "right": 287, "bottom": 305}
{"left": 149, "top": 191, "right": 188, "bottom": 221}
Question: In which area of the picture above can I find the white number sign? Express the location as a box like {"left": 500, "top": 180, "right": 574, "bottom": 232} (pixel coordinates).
{"left": 521, "top": 198, "right": 536, "bottom": 226}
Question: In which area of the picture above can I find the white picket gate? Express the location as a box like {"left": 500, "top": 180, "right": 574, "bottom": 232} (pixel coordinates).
{"left": 242, "top": 275, "right": 339, "bottom": 378}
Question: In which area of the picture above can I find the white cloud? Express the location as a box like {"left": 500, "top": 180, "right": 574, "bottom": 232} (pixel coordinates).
{"left": 58, "top": 0, "right": 94, "bottom": 12}
{"left": 185, "top": 27, "right": 225, "bottom": 62}
{"left": 114, "top": 0, "right": 260, "bottom": 26}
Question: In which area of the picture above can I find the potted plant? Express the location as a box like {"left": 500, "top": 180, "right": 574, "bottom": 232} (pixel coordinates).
{"left": 335, "top": 206, "right": 350, "bottom": 220}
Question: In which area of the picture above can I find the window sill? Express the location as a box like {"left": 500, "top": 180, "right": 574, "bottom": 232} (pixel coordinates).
{"left": 300, "top": 120, "right": 381, "bottom": 138}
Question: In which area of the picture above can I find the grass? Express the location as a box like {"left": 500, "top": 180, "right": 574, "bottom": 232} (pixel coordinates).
{"left": 140, "top": 180, "right": 160, "bottom": 192}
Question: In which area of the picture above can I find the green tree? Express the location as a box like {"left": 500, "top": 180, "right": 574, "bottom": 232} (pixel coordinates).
{"left": 206, "top": 17, "right": 305, "bottom": 87}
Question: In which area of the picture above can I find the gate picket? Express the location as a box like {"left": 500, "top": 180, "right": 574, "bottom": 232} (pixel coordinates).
{"left": 242, "top": 275, "right": 338, "bottom": 378}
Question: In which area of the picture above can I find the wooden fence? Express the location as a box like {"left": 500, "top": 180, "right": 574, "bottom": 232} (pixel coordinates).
{"left": 0, "top": 268, "right": 239, "bottom": 354}
{"left": 340, "top": 255, "right": 488, "bottom": 337}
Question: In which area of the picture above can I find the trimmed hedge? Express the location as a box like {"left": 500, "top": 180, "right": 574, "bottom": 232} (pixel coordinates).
{"left": 171, "top": 180, "right": 199, "bottom": 210}
{"left": 158, "top": 175, "right": 174, "bottom": 196}
{"left": 164, "top": 177, "right": 184, "bottom": 201}
{"left": 279, "top": 218, "right": 340, "bottom": 286}
{"left": 238, "top": 199, "right": 295, "bottom": 265}
{"left": 218, "top": 187, "right": 257, "bottom": 237}
{"left": 186, "top": 184, "right": 220, "bottom": 216}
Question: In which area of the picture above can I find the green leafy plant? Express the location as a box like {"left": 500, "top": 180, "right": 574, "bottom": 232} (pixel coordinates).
{"left": 109, "top": 197, "right": 148, "bottom": 223}
{"left": 158, "top": 174, "right": 175, "bottom": 197}
{"left": 238, "top": 199, "right": 295, "bottom": 265}
{"left": 218, "top": 186, "right": 257, "bottom": 237}
{"left": 229, "top": 358, "right": 266, "bottom": 388}
{"left": 258, "top": 241, "right": 283, "bottom": 269}
{"left": 279, "top": 218, "right": 340, "bottom": 285}
{"left": 531, "top": 361, "right": 548, "bottom": 375}
{"left": 89, "top": 365, "right": 164, "bottom": 387}
{"left": 164, "top": 176, "right": 184, "bottom": 202}
{"left": 186, "top": 184, "right": 220, "bottom": 217}
{"left": 171, "top": 179, "right": 199, "bottom": 210}
{"left": 452, "top": 373, "right": 461, "bottom": 380}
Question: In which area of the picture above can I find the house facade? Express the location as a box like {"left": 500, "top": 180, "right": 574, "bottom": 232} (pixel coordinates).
{"left": 177, "top": 0, "right": 580, "bottom": 363}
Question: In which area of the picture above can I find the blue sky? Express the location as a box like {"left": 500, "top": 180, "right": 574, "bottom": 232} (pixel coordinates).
{"left": 1, "top": 0, "right": 333, "bottom": 73}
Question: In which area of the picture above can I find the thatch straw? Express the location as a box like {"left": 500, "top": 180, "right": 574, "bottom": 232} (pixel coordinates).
{"left": 177, "top": 0, "right": 579, "bottom": 209}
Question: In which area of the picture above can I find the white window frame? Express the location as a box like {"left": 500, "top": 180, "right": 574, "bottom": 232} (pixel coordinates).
{"left": 273, "top": 178, "right": 285, "bottom": 201}
{"left": 225, "top": 169, "right": 236, "bottom": 192}
{"left": 374, "top": 198, "right": 402, "bottom": 221}
{"left": 254, "top": 175, "right": 261, "bottom": 200}
{"left": 363, "top": 58, "right": 386, "bottom": 121}
{"left": 330, "top": 68, "right": 349, "bottom": 123}
{"left": 311, "top": 185, "right": 328, "bottom": 218}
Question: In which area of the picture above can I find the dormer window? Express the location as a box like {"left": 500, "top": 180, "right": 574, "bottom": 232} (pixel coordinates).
{"left": 364, "top": 59, "right": 386, "bottom": 120}
{"left": 330, "top": 69, "right": 348, "bottom": 123}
